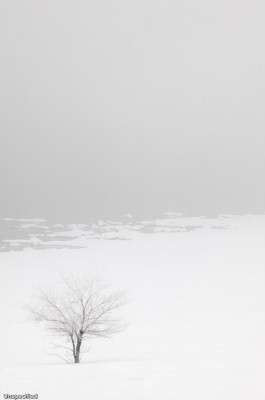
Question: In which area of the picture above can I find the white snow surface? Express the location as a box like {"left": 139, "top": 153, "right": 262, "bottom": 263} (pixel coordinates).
{"left": 1, "top": 214, "right": 265, "bottom": 399}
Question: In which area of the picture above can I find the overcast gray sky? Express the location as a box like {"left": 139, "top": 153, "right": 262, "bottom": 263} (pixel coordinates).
{"left": 1, "top": 0, "right": 265, "bottom": 222}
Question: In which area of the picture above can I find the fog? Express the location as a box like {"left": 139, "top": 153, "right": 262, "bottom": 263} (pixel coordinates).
{"left": 1, "top": 0, "right": 265, "bottom": 222}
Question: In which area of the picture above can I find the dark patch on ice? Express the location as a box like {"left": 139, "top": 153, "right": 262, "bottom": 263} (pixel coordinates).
{"left": 0, "top": 214, "right": 232, "bottom": 252}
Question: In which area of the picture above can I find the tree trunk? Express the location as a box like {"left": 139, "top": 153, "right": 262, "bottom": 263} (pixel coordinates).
{"left": 74, "top": 336, "right": 82, "bottom": 363}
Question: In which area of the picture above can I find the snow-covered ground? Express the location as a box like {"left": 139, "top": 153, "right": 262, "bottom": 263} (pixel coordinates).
{"left": 1, "top": 214, "right": 265, "bottom": 399}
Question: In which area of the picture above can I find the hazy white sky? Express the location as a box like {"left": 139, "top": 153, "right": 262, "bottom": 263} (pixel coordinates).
{"left": 1, "top": 0, "right": 265, "bottom": 222}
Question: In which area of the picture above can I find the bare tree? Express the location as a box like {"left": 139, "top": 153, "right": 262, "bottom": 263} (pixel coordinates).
{"left": 27, "top": 274, "right": 127, "bottom": 363}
